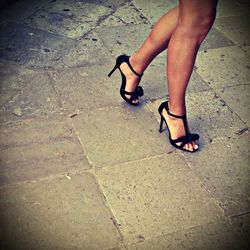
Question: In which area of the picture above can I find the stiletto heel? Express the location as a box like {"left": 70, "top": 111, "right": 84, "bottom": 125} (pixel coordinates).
{"left": 159, "top": 116, "right": 165, "bottom": 133}
{"left": 158, "top": 101, "right": 199, "bottom": 152}
{"left": 108, "top": 64, "right": 118, "bottom": 77}
{"left": 108, "top": 54, "right": 144, "bottom": 106}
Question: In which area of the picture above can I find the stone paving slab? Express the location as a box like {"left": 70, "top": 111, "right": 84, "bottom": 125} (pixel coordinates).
{"left": 96, "top": 154, "right": 224, "bottom": 244}
{"left": 218, "top": 84, "right": 250, "bottom": 126}
{"left": 240, "top": 44, "right": 250, "bottom": 58}
{"left": 0, "top": 173, "right": 122, "bottom": 250}
{"left": 72, "top": 106, "right": 171, "bottom": 168}
{"left": 134, "top": 0, "right": 250, "bottom": 23}
{"left": 199, "top": 27, "right": 234, "bottom": 51}
{"left": 146, "top": 90, "right": 249, "bottom": 216}
{"left": 0, "top": 64, "right": 62, "bottom": 123}
{"left": 0, "top": 22, "right": 76, "bottom": 67}
{"left": 0, "top": 1, "right": 249, "bottom": 249}
{"left": 182, "top": 92, "right": 248, "bottom": 216}
{"left": 215, "top": 16, "right": 250, "bottom": 46}
{"left": 185, "top": 92, "right": 250, "bottom": 215}
{"left": 132, "top": 0, "right": 178, "bottom": 24}
{"left": 100, "top": 2, "right": 149, "bottom": 27}
{"left": 232, "top": 213, "right": 250, "bottom": 246}
{"left": 0, "top": 0, "right": 51, "bottom": 24}
{"left": 196, "top": 46, "right": 250, "bottom": 88}
{"left": 0, "top": 61, "right": 28, "bottom": 107}
{"left": 185, "top": 90, "right": 247, "bottom": 138}
{"left": 184, "top": 131, "right": 250, "bottom": 217}
{"left": 22, "top": 0, "right": 112, "bottom": 39}
{"left": 128, "top": 220, "right": 248, "bottom": 250}
{"left": 50, "top": 63, "right": 121, "bottom": 113}
{"left": 96, "top": 0, "right": 126, "bottom": 9}
{"left": 216, "top": 0, "right": 250, "bottom": 18}
{"left": 0, "top": 117, "right": 90, "bottom": 185}
{"left": 96, "top": 24, "right": 152, "bottom": 57}
{"left": 59, "top": 31, "right": 113, "bottom": 68}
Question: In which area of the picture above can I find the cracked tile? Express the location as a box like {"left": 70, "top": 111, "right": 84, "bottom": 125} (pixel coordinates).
{"left": 22, "top": 0, "right": 112, "bottom": 39}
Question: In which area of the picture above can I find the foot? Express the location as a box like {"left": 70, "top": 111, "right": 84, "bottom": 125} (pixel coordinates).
{"left": 162, "top": 108, "right": 199, "bottom": 152}
{"left": 120, "top": 60, "right": 141, "bottom": 104}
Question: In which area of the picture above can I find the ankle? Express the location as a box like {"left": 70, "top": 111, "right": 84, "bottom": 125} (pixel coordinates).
{"left": 129, "top": 55, "right": 145, "bottom": 75}
{"left": 120, "top": 63, "right": 139, "bottom": 79}
{"left": 168, "top": 102, "right": 186, "bottom": 116}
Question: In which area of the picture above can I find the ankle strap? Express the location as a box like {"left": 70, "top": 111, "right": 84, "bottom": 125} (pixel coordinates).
{"left": 127, "top": 57, "right": 143, "bottom": 77}
{"left": 166, "top": 101, "right": 186, "bottom": 119}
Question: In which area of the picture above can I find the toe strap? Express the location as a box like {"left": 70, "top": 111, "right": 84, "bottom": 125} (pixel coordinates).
{"left": 171, "top": 133, "right": 199, "bottom": 149}
{"left": 123, "top": 86, "right": 144, "bottom": 101}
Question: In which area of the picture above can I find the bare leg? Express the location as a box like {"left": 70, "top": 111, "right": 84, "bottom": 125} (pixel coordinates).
{"left": 120, "top": 6, "right": 179, "bottom": 104}
{"left": 163, "top": 0, "right": 217, "bottom": 151}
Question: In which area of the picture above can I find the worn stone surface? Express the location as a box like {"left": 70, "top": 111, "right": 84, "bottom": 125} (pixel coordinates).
{"left": 0, "top": 0, "right": 51, "bottom": 24}
{"left": 0, "top": 22, "right": 76, "bottom": 67}
{"left": 232, "top": 213, "right": 250, "bottom": 246}
{"left": 100, "top": 2, "right": 149, "bottom": 27}
{"left": 147, "top": 90, "right": 249, "bottom": 216}
{"left": 96, "top": 154, "right": 224, "bottom": 244}
{"left": 82, "top": 0, "right": 125, "bottom": 10}
{"left": 184, "top": 132, "right": 250, "bottom": 217}
{"left": 59, "top": 31, "right": 113, "bottom": 68}
{"left": 0, "top": 0, "right": 249, "bottom": 249}
{"left": 0, "top": 64, "right": 62, "bottom": 123}
{"left": 133, "top": 0, "right": 178, "bottom": 24}
{"left": 240, "top": 44, "right": 250, "bottom": 58}
{"left": 184, "top": 90, "right": 247, "bottom": 138}
{"left": 0, "top": 61, "right": 28, "bottom": 107}
{"left": 0, "top": 117, "right": 90, "bottom": 185}
{"left": 22, "top": 0, "right": 112, "bottom": 39}
{"left": 96, "top": 24, "right": 152, "bottom": 56}
{"left": 183, "top": 92, "right": 249, "bottom": 216}
{"left": 215, "top": 16, "right": 250, "bottom": 46}
{"left": 128, "top": 220, "right": 248, "bottom": 250}
{"left": 0, "top": 173, "right": 122, "bottom": 250}
{"left": 200, "top": 27, "right": 234, "bottom": 51}
{"left": 216, "top": 0, "right": 250, "bottom": 18}
{"left": 50, "top": 63, "right": 121, "bottom": 112}
{"left": 72, "top": 106, "right": 171, "bottom": 168}
{"left": 218, "top": 84, "right": 250, "bottom": 126}
{"left": 196, "top": 46, "right": 250, "bottom": 88}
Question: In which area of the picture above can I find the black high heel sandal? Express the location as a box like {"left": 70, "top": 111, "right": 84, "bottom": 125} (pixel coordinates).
{"left": 158, "top": 101, "right": 199, "bottom": 152}
{"left": 108, "top": 54, "right": 144, "bottom": 106}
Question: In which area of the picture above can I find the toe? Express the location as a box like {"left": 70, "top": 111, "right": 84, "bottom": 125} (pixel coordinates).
{"left": 184, "top": 143, "right": 193, "bottom": 152}
{"left": 124, "top": 94, "right": 139, "bottom": 104}
{"left": 188, "top": 143, "right": 194, "bottom": 152}
{"left": 132, "top": 99, "right": 139, "bottom": 104}
{"left": 192, "top": 141, "right": 199, "bottom": 150}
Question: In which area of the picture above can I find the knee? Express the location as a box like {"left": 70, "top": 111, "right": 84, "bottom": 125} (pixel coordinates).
{"left": 196, "top": 14, "right": 216, "bottom": 42}
{"left": 179, "top": 10, "right": 216, "bottom": 44}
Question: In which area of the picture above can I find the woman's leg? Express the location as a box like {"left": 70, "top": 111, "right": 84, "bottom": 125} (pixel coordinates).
{"left": 120, "top": 6, "right": 179, "bottom": 103}
{"left": 163, "top": 0, "right": 218, "bottom": 151}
